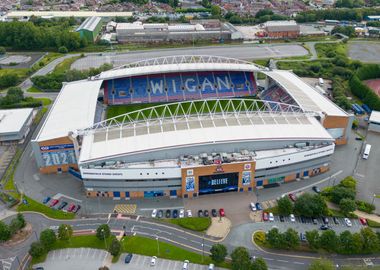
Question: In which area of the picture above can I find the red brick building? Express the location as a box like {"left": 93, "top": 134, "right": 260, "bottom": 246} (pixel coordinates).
{"left": 265, "top": 20, "right": 300, "bottom": 38}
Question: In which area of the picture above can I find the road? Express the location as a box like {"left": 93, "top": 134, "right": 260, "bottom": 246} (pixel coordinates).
{"left": 1, "top": 212, "right": 378, "bottom": 270}
{"left": 71, "top": 44, "right": 308, "bottom": 70}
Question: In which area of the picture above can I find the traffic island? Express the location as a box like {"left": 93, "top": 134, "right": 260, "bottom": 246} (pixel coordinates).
{"left": 206, "top": 217, "right": 231, "bottom": 239}
{"left": 1, "top": 222, "right": 32, "bottom": 247}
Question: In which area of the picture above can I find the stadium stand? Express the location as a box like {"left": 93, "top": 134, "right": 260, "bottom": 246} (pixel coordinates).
{"left": 104, "top": 71, "right": 257, "bottom": 104}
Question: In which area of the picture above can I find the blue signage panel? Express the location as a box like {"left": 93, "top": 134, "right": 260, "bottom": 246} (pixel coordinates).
{"left": 40, "top": 144, "right": 74, "bottom": 152}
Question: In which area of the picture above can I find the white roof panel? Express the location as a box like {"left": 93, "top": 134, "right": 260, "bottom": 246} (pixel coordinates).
{"left": 79, "top": 115, "right": 333, "bottom": 164}
{"left": 0, "top": 108, "right": 32, "bottom": 134}
{"left": 36, "top": 80, "right": 102, "bottom": 142}
{"left": 264, "top": 70, "right": 347, "bottom": 116}
{"left": 370, "top": 110, "right": 380, "bottom": 123}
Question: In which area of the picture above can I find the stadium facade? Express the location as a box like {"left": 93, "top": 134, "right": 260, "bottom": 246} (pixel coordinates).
{"left": 31, "top": 55, "right": 353, "bottom": 199}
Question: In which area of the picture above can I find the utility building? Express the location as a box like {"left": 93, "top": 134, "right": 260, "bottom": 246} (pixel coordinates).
{"left": 76, "top": 16, "right": 102, "bottom": 43}
{"left": 0, "top": 108, "right": 33, "bottom": 145}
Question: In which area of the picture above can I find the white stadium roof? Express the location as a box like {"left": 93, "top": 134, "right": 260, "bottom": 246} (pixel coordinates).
{"left": 35, "top": 80, "right": 102, "bottom": 142}
{"left": 0, "top": 108, "right": 33, "bottom": 134}
{"left": 95, "top": 55, "right": 264, "bottom": 81}
{"left": 78, "top": 99, "right": 333, "bottom": 164}
{"left": 264, "top": 70, "right": 347, "bottom": 117}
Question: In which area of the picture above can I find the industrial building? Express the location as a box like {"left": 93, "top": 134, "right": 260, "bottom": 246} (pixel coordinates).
{"left": 115, "top": 20, "right": 242, "bottom": 43}
{"left": 76, "top": 16, "right": 103, "bottom": 43}
{"left": 264, "top": 20, "right": 300, "bottom": 39}
{"left": 369, "top": 111, "right": 380, "bottom": 133}
{"left": 32, "top": 55, "right": 352, "bottom": 199}
{"left": 0, "top": 108, "right": 33, "bottom": 145}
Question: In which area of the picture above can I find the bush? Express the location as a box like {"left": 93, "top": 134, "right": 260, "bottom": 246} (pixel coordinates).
{"left": 339, "top": 198, "right": 357, "bottom": 215}
{"left": 0, "top": 46, "right": 5, "bottom": 55}
{"left": 96, "top": 224, "right": 111, "bottom": 240}
{"left": 0, "top": 221, "right": 11, "bottom": 241}
{"left": 210, "top": 244, "right": 227, "bottom": 263}
{"left": 108, "top": 238, "right": 121, "bottom": 256}
{"left": 0, "top": 73, "right": 19, "bottom": 88}
{"left": 356, "top": 200, "right": 376, "bottom": 214}
{"left": 29, "top": 241, "right": 45, "bottom": 258}
{"left": 40, "top": 229, "right": 57, "bottom": 250}
{"left": 58, "top": 224, "right": 73, "bottom": 241}
{"left": 58, "top": 46, "right": 68, "bottom": 54}
{"left": 329, "top": 186, "right": 355, "bottom": 204}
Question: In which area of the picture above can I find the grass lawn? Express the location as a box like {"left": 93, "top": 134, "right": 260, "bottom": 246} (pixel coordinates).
{"left": 53, "top": 56, "right": 81, "bottom": 74}
{"left": 17, "top": 195, "right": 75, "bottom": 220}
{"left": 367, "top": 219, "right": 380, "bottom": 228}
{"left": 315, "top": 43, "right": 347, "bottom": 58}
{"left": 121, "top": 236, "right": 230, "bottom": 268}
{"left": 0, "top": 68, "right": 29, "bottom": 77}
{"left": 33, "top": 107, "right": 48, "bottom": 125}
{"left": 165, "top": 217, "right": 211, "bottom": 232}
{"left": 27, "top": 86, "right": 42, "bottom": 93}
{"left": 35, "top": 97, "right": 52, "bottom": 106}
{"left": 31, "top": 53, "right": 63, "bottom": 73}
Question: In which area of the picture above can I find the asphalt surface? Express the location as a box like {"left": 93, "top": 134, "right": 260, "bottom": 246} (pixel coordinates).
{"left": 349, "top": 41, "right": 380, "bottom": 63}
{"left": 71, "top": 44, "right": 308, "bottom": 70}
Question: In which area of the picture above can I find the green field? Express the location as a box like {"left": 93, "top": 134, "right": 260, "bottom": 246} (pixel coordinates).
{"left": 17, "top": 195, "right": 75, "bottom": 220}
{"left": 27, "top": 86, "right": 42, "bottom": 93}
{"left": 315, "top": 43, "right": 347, "bottom": 58}
{"left": 53, "top": 56, "right": 81, "bottom": 74}
{"left": 165, "top": 217, "right": 211, "bottom": 232}
{"left": 106, "top": 98, "right": 261, "bottom": 120}
{"left": 35, "top": 97, "right": 52, "bottom": 106}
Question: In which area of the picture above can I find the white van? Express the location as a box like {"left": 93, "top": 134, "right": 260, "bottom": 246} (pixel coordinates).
{"left": 319, "top": 77, "right": 324, "bottom": 86}
{"left": 363, "top": 144, "right": 371, "bottom": 160}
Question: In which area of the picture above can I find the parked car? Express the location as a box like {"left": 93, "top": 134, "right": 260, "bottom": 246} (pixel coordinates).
{"left": 250, "top": 202, "right": 257, "bottom": 211}
{"left": 288, "top": 193, "right": 297, "bottom": 202}
{"left": 290, "top": 214, "right": 296, "bottom": 222}
{"left": 173, "top": 209, "right": 178, "bottom": 218}
{"left": 255, "top": 202, "right": 263, "bottom": 211}
{"left": 67, "top": 203, "right": 75, "bottom": 212}
{"left": 211, "top": 209, "right": 217, "bottom": 217}
{"left": 187, "top": 209, "right": 192, "bottom": 217}
{"left": 322, "top": 217, "right": 329, "bottom": 224}
{"left": 208, "top": 264, "right": 215, "bottom": 270}
{"left": 344, "top": 218, "right": 352, "bottom": 227}
{"left": 312, "top": 217, "right": 318, "bottom": 225}
{"left": 300, "top": 233, "right": 307, "bottom": 242}
{"left": 279, "top": 215, "right": 285, "bottom": 222}
{"left": 333, "top": 217, "right": 339, "bottom": 225}
{"left": 198, "top": 210, "right": 203, "bottom": 217}
{"left": 359, "top": 217, "right": 367, "bottom": 226}
{"left": 150, "top": 256, "right": 157, "bottom": 266}
{"left": 124, "top": 253, "right": 133, "bottom": 263}
{"left": 263, "top": 212, "right": 269, "bottom": 221}
{"left": 183, "top": 260, "right": 189, "bottom": 270}
{"left": 320, "top": 225, "right": 330, "bottom": 230}
{"left": 151, "top": 209, "right": 157, "bottom": 218}
{"left": 179, "top": 209, "right": 185, "bottom": 218}
{"left": 58, "top": 201, "right": 68, "bottom": 210}
{"left": 49, "top": 199, "right": 59, "bottom": 207}
{"left": 300, "top": 216, "right": 306, "bottom": 223}
{"left": 74, "top": 205, "right": 81, "bottom": 214}
{"left": 165, "top": 209, "right": 171, "bottom": 218}
{"left": 42, "top": 197, "right": 51, "bottom": 204}
{"left": 204, "top": 210, "right": 209, "bottom": 217}
{"left": 269, "top": 212, "right": 274, "bottom": 222}
{"left": 219, "top": 208, "right": 225, "bottom": 217}
{"left": 157, "top": 210, "right": 164, "bottom": 218}
{"left": 312, "top": 186, "right": 321, "bottom": 193}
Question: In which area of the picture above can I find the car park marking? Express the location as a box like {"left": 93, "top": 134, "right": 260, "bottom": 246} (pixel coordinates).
{"left": 293, "top": 261, "right": 305, "bottom": 265}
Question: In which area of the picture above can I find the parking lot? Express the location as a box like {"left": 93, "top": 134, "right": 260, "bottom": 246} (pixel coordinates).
{"left": 113, "top": 254, "right": 225, "bottom": 270}
{"left": 34, "top": 248, "right": 108, "bottom": 270}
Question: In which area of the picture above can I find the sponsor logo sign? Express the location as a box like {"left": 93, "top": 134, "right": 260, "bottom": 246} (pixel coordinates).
{"left": 40, "top": 144, "right": 74, "bottom": 151}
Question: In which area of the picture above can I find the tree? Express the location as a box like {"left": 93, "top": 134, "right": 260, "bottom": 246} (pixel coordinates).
{"left": 210, "top": 5, "right": 221, "bottom": 17}
{"left": 58, "top": 224, "right": 73, "bottom": 241}
{"left": 283, "top": 228, "right": 300, "bottom": 249}
{"left": 0, "top": 74, "right": 19, "bottom": 89}
{"left": 0, "top": 46, "right": 5, "bottom": 55}
{"left": 277, "top": 197, "right": 293, "bottom": 216}
{"left": 250, "top": 257, "right": 268, "bottom": 270}
{"left": 329, "top": 186, "right": 355, "bottom": 204}
{"left": 231, "top": 247, "right": 252, "bottom": 270}
{"left": 338, "top": 230, "right": 358, "bottom": 254}
{"left": 306, "top": 230, "right": 320, "bottom": 250}
{"left": 339, "top": 198, "right": 357, "bottom": 215}
{"left": 294, "top": 193, "right": 327, "bottom": 217}
{"left": 308, "top": 259, "right": 334, "bottom": 270}
{"left": 16, "top": 213, "right": 26, "bottom": 229}
{"left": 319, "top": 230, "right": 338, "bottom": 252}
{"left": 96, "top": 224, "right": 111, "bottom": 240}
{"left": 210, "top": 244, "right": 227, "bottom": 263}
{"left": 339, "top": 176, "right": 356, "bottom": 191}
{"left": 9, "top": 218, "right": 24, "bottom": 235}
{"left": 40, "top": 229, "right": 57, "bottom": 250}
{"left": 266, "top": 228, "right": 284, "bottom": 249}
{"left": 360, "top": 227, "right": 380, "bottom": 253}
{"left": 0, "top": 221, "right": 11, "bottom": 241}
{"left": 108, "top": 238, "right": 121, "bottom": 256}
{"left": 58, "top": 46, "right": 68, "bottom": 54}
{"left": 29, "top": 241, "right": 45, "bottom": 258}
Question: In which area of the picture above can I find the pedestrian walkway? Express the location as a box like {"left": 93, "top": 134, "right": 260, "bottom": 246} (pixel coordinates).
{"left": 113, "top": 204, "right": 136, "bottom": 214}
{"left": 327, "top": 202, "right": 380, "bottom": 223}
{"left": 206, "top": 217, "right": 231, "bottom": 239}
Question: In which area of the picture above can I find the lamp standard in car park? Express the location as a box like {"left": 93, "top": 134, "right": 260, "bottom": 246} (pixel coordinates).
{"left": 101, "top": 229, "right": 107, "bottom": 250}
{"left": 201, "top": 235, "right": 205, "bottom": 262}
{"left": 372, "top": 194, "right": 376, "bottom": 205}
{"left": 155, "top": 236, "right": 160, "bottom": 255}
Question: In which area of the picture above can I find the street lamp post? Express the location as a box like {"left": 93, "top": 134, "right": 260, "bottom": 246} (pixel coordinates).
{"left": 156, "top": 236, "right": 160, "bottom": 256}
{"left": 372, "top": 194, "right": 376, "bottom": 205}
{"left": 101, "top": 229, "right": 107, "bottom": 250}
{"left": 201, "top": 235, "right": 205, "bottom": 263}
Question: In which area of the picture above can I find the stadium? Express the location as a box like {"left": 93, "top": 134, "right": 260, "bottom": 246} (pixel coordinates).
{"left": 31, "top": 55, "right": 353, "bottom": 199}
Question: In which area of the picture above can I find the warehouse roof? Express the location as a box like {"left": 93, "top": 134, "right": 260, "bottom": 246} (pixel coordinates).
{"left": 77, "top": 16, "right": 102, "bottom": 32}
{"left": 265, "top": 20, "right": 300, "bottom": 32}
{"left": 35, "top": 80, "right": 102, "bottom": 142}
{"left": 263, "top": 70, "right": 347, "bottom": 116}
{"left": 369, "top": 110, "right": 380, "bottom": 123}
{"left": 0, "top": 108, "right": 33, "bottom": 134}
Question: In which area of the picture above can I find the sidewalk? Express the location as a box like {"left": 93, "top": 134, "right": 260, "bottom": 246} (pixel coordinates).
{"left": 327, "top": 202, "right": 380, "bottom": 223}
{"left": 206, "top": 217, "right": 231, "bottom": 240}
